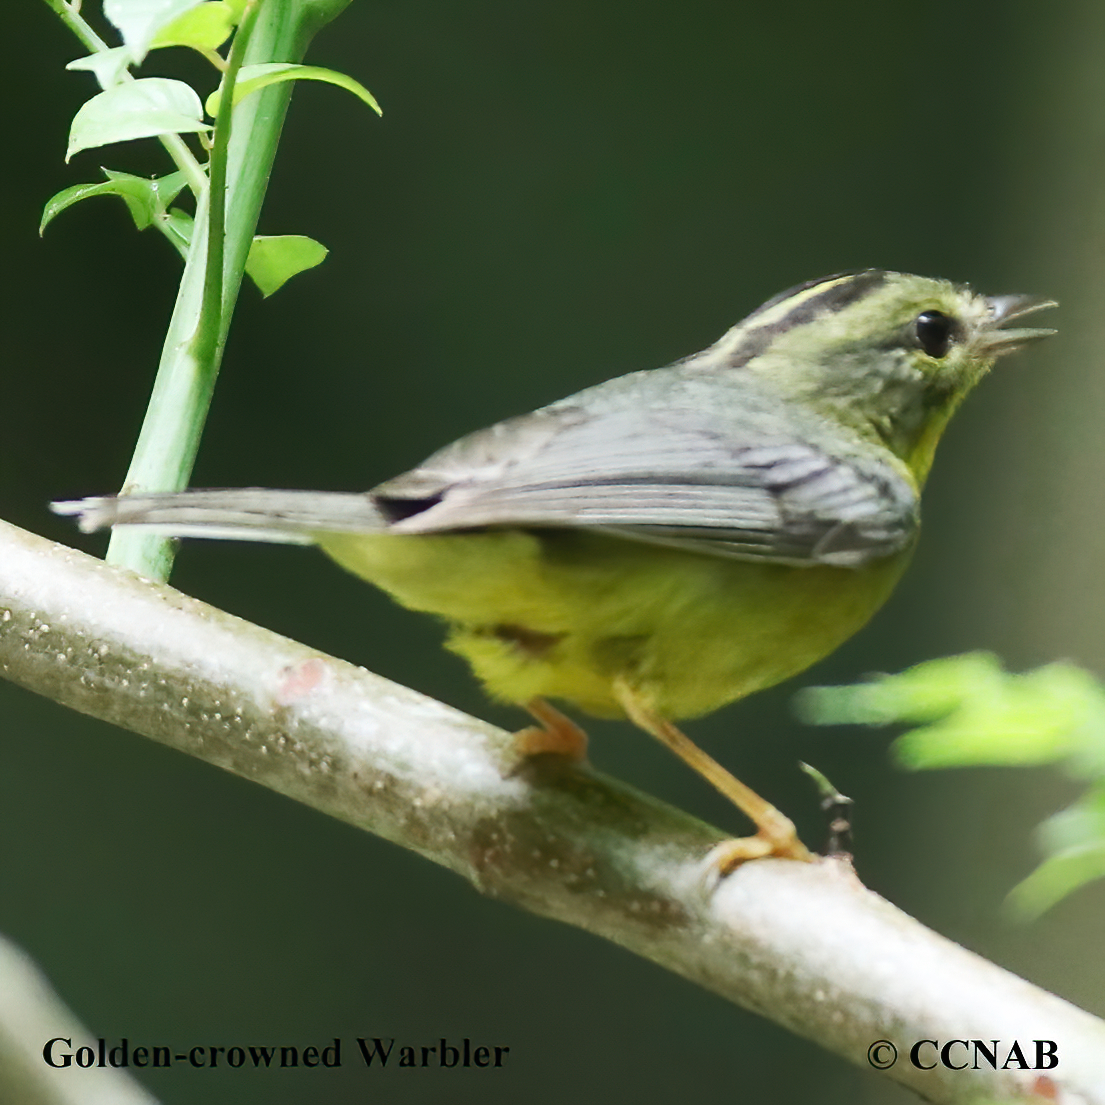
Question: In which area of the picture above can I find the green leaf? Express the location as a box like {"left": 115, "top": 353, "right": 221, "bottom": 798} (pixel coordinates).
{"left": 41, "top": 167, "right": 192, "bottom": 273}
{"left": 150, "top": 2, "right": 235, "bottom": 51}
{"left": 104, "top": 0, "right": 207, "bottom": 64}
{"left": 104, "top": 168, "right": 190, "bottom": 222}
{"left": 66, "top": 47, "right": 133, "bottom": 89}
{"left": 42, "top": 180, "right": 149, "bottom": 234}
{"left": 40, "top": 170, "right": 188, "bottom": 234}
{"left": 245, "top": 235, "right": 329, "bottom": 297}
{"left": 205, "top": 62, "right": 382, "bottom": 119}
{"left": 67, "top": 78, "right": 211, "bottom": 162}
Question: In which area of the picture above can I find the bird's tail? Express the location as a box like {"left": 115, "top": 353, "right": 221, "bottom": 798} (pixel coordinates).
{"left": 51, "top": 489, "right": 389, "bottom": 545}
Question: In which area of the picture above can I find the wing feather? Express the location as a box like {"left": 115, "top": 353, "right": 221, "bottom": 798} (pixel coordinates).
{"left": 375, "top": 393, "right": 919, "bottom": 568}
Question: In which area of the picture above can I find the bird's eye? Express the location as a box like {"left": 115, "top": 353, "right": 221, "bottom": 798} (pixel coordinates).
{"left": 915, "top": 310, "right": 956, "bottom": 358}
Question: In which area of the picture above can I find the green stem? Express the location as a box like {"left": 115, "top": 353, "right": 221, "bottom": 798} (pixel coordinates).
{"left": 105, "top": 0, "right": 341, "bottom": 578}
{"left": 42, "top": 0, "right": 108, "bottom": 56}
{"left": 197, "top": 0, "right": 261, "bottom": 383}
{"left": 157, "top": 135, "right": 208, "bottom": 200}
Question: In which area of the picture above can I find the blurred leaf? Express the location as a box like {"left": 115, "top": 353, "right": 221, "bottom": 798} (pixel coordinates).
{"left": 799, "top": 653, "right": 1105, "bottom": 768}
{"left": 245, "top": 235, "right": 329, "bottom": 296}
{"left": 205, "top": 62, "right": 381, "bottom": 118}
{"left": 1007, "top": 847, "right": 1105, "bottom": 919}
{"left": 67, "top": 78, "right": 211, "bottom": 161}
{"left": 1007, "top": 785, "right": 1105, "bottom": 918}
{"left": 150, "top": 2, "right": 235, "bottom": 51}
{"left": 894, "top": 664, "right": 1104, "bottom": 770}
{"left": 799, "top": 653, "right": 1105, "bottom": 915}
{"left": 104, "top": 0, "right": 206, "bottom": 64}
{"left": 797, "top": 652, "right": 1007, "bottom": 728}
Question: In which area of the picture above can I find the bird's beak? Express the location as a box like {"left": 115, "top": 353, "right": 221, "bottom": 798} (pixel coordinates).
{"left": 981, "top": 293, "right": 1058, "bottom": 355}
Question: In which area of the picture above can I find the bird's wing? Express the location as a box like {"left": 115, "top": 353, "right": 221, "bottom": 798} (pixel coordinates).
{"left": 373, "top": 398, "right": 919, "bottom": 568}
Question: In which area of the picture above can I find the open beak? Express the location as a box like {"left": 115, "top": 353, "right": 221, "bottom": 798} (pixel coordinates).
{"left": 981, "top": 293, "right": 1058, "bottom": 356}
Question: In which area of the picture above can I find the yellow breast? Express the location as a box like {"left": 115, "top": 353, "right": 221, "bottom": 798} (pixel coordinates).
{"left": 318, "top": 527, "right": 911, "bottom": 720}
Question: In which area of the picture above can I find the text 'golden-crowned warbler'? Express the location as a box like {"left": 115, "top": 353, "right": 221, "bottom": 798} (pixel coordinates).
{"left": 55, "top": 270, "right": 1056, "bottom": 866}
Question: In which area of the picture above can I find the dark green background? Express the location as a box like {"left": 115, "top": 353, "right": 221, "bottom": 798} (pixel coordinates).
{"left": 4, "top": 1, "right": 1104, "bottom": 1102}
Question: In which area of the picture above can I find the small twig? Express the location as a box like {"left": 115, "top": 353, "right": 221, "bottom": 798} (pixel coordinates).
{"left": 800, "top": 761, "right": 855, "bottom": 859}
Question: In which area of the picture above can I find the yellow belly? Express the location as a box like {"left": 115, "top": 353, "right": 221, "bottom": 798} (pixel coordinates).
{"left": 318, "top": 528, "right": 911, "bottom": 720}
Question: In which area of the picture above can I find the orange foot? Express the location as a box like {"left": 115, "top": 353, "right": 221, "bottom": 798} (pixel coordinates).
{"left": 513, "top": 698, "right": 589, "bottom": 761}
{"left": 705, "top": 828, "right": 813, "bottom": 879}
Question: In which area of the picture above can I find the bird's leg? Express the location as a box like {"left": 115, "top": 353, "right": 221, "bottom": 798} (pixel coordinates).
{"left": 513, "top": 697, "right": 590, "bottom": 761}
{"left": 614, "top": 680, "right": 812, "bottom": 868}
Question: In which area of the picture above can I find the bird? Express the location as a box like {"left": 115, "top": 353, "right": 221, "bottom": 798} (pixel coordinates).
{"left": 54, "top": 270, "right": 1056, "bottom": 867}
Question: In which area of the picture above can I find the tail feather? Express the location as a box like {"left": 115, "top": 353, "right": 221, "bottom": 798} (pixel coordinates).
{"left": 51, "top": 489, "right": 389, "bottom": 544}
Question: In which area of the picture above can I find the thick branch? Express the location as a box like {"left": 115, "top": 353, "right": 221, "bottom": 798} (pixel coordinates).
{"left": 1, "top": 518, "right": 1103, "bottom": 1103}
